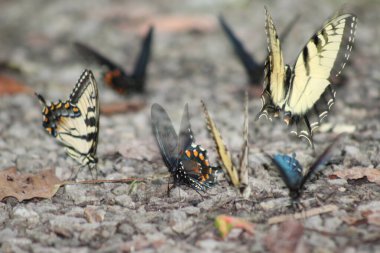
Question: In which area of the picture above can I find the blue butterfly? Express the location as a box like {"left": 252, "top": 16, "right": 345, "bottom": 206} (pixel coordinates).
{"left": 267, "top": 136, "right": 341, "bottom": 206}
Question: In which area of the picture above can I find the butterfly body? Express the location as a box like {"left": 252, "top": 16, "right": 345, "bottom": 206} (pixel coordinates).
{"left": 273, "top": 154, "right": 303, "bottom": 193}
{"left": 257, "top": 8, "right": 357, "bottom": 148}
{"left": 151, "top": 103, "right": 218, "bottom": 192}
{"left": 36, "top": 70, "right": 99, "bottom": 174}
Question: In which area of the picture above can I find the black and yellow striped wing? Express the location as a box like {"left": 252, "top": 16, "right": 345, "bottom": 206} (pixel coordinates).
{"left": 202, "top": 101, "right": 240, "bottom": 187}
{"left": 256, "top": 7, "right": 288, "bottom": 121}
{"left": 37, "top": 70, "right": 99, "bottom": 171}
{"left": 284, "top": 14, "right": 357, "bottom": 145}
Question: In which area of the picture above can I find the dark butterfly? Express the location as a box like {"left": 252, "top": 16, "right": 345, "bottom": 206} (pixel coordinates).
{"left": 36, "top": 69, "right": 99, "bottom": 177}
{"left": 74, "top": 26, "right": 154, "bottom": 94}
{"left": 267, "top": 135, "right": 341, "bottom": 206}
{"left": 151, "top": 103, "right": 219, "bottom": 192}
{"left": 219, "top": 14, "right": 299, "bottom": 85}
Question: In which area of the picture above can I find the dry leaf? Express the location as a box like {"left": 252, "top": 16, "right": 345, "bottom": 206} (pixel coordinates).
{"left": 265, "top": 220, "right": 307, "bottom": 253}
{"left": 331, "top": 168, "right": 380, "bottom": 185}
{"left": 0, "top": 75, "right": 33, "bottom": 95}
{"left": 100, "top": 100, "right": 146, "bottom": 116}
{"left": 0, "top": 167, "right": 63, "bottom": 201}
{"left": 137, "top": 15, "right": 216, "bottom": 34}
{"left": 214, "top": 215, "right": 255, "bottom": 239}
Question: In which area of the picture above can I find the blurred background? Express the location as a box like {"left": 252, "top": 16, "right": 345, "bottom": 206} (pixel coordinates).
{"left": 0, "top": 0, "right": 380, "bottom": 252}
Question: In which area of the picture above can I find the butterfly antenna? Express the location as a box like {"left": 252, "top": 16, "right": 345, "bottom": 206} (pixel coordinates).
{"left": 132, "top": 26, "right": 154, "bottom": 91}
{"left": 89, "top": 163, "right": 98, "bottom": 180}
{"left": 218, "top": 14, "right": 262, "bottom": 84}
{"left": 35, "top": 92, "right": 48, "bottom": 106}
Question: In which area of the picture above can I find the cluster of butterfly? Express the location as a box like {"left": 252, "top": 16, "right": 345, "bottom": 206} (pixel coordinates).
{"left": 36, "top": 8, "right": 357, "bottom": 205}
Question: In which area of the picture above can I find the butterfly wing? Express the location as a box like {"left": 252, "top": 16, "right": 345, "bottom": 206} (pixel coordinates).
{"left": 131, "top": 26, "right": 154, "bottom": 91}
{"left": 219, "top": 15, "right": 262, "bottom": 84}
{"left": 256, "top": 7, "right": 288, "bottom": 120}
{"left": 300, "top": 135, "right": 341, "bottom": 188}
{"left": 74, "top": 42, "right": 137, "bottom": 93}
{"left": 74, "top": 42, "right": 126, "bottom": 73}
{"left": 269, "top": 153, "right": 303, "bottom": 191}
{"left": 54, "top": 70, "right": 99, "bottom": 166}
{"left": 202, "top": 100, "right": 240, "bottom": 187}
{"left": 151, "top": 103, "right": 179, "bottom": 172}
{"left": 284, "top": 14, "right": 357, "bottom": 144}
{"left": 238, "top": 92, "right": 249, "bottom": 194}
{"left": 178, "top": 103, "right": 195, "bottom": 155}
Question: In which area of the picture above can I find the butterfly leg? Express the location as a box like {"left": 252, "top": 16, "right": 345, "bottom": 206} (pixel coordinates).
{"left": 69, "top": 165, "right": 84, "bottom": 180}
{"left": 88, "top": 163, "right": 98, "bottom": 180}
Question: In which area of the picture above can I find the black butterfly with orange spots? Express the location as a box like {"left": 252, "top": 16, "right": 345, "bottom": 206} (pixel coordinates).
{"left": 151, "top": 103, "right": 220, "bottom": 192}
{"left": 75, "top": 26, "right": 154, "bottom": 94}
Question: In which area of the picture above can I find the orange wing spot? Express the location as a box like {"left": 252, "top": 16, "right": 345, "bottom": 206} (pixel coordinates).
{"left": 104, "top": 70, "right": 121, "bottom": 87}
{"left": 193, "top": 149, "right": 199, "bottom": 157}
{"left": 72, "top": 107, "right": 79, "bottom": 113}
{"left": 192, "top": 167, "right": 200, "bottom": 174}
{"left": 200, "top": 175, "right": 206, "bottom": 182}
{"left": 208, "top": 168, "right": 212, "bottom": 174}
{"left": 199, "top": 153, "right": 204, "bottom": 161}
{"left": 186, "top": 150, "right": 191, "bottom": 158}
{"left": 43, "top": 107, "right": 49, "bottom": 115}
{"left": 64, "top": 102, "right": 70, "bottom": 109}
{"left": 43, "top": 117, "right": 48, "bottom": 123}
{"left": 204, "top": 174, "right": 209, "bottom": 180}
{"left": 204, "top": 160, "right": 210, "bottom": 167}
{"left": 46, "top": 127, "right": 52, "bottom": 134}
{"left": 56, "top": 102, "right": 62, "bottom": 109}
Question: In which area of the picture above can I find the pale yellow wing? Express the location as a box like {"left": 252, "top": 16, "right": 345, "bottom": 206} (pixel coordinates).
{"left": 56, "top": 70, "right": 99, "bottom": 167}
{"left": 256, "top": 7, "right": 287, "bottom": 120}
{"left": 201, "top": 101, "right": 240, "bottom": 187}
{"left": 285, "top": 14, "right": 357, "bottom": 115}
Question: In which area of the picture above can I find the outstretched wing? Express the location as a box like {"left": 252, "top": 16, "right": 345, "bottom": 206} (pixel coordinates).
{"left": 284, "top": 14, "right": 357, "bottom": 146}
{"left": 218, "top": 15, "right": 262, "bottom": 84}
{"left": 151, "top": 103, "right": 179, "bottom": 172}
{"left": 256, "top": 7, "right": 288, "bottom": 120}
{"left": 74, "top": 42, "right": 126, "bottom": 73}
{"left": 131, "top": 26, "right": 154, "bottom": 90}
{"left": 300, "top": 135, "right": 341, "bottom": 188}
{"left": 286, "top": 14, "right": 357, "bottom": 115}
{"left": 202, "top": 100, "right": 240, "bottom": 187}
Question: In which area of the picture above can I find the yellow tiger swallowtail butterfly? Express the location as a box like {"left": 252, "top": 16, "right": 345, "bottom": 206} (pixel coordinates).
{"left": 36, "top": 69, "right": 100, "bottom": 177}
{"left": 202, "top": 92, "right": 249, "bottom": 196}
{"left": 256, "top": 7, "right": 357, "bottom": 149}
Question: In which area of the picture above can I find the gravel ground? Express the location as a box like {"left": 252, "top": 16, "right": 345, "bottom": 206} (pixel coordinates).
{"left": 0, "top": 0, "right": 380, "bottom": 252}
